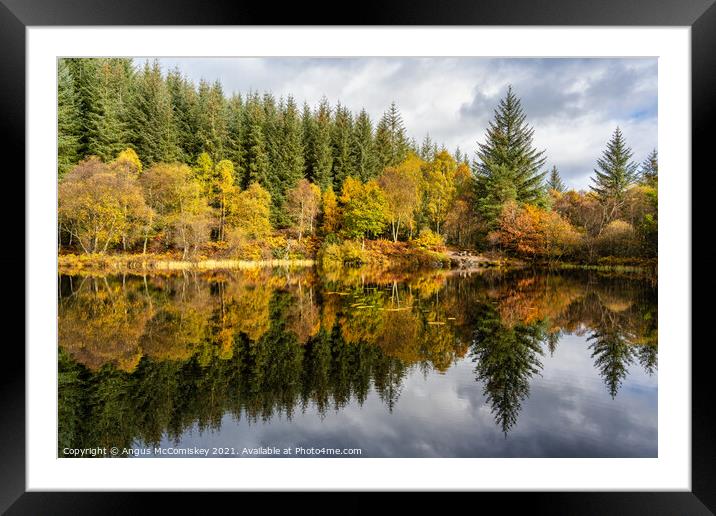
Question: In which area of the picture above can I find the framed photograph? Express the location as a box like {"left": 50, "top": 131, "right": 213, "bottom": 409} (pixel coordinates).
{"left": 4, "top": 0, "right": 713, "bottom": 512}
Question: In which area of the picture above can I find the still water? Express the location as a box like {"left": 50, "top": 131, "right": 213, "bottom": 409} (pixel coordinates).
{"left": 58, "top": 268, "right": 657, "bottom": 458}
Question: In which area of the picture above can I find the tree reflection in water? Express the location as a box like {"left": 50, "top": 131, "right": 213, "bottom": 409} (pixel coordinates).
{"left": 58, "top": 268, "right": 657, "bottom": 454}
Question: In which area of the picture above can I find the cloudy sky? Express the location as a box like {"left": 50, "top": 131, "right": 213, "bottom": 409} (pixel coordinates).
{"left": 151, "top": 57, "right": 657, "bottom": 190}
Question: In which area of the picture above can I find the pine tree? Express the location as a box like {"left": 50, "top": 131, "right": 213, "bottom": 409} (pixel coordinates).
{"left": 639, "top": 149, "right": 658, "bottom": 186}
{"left": 331, "top": 103, "right": 354, "bottom": 189}
{"left": 473, "top": 86, "right": 547, "bottom": 224}
{"left": 130, "top": 60, "right": 179, "bottom": 165}
{"left": 351, "top": 109, "right": 376, "bottom": 182}
{"left": 57, "top": 59, "right": 82, "bottom": 178}
{"left": 547, "top": 165, "right": 565, "bottom": 192}
{"left": 590, "top": 127, "right": 639, "bottom": 222}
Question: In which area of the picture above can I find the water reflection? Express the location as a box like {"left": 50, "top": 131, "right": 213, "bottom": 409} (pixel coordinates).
{"left": 58, "top": 269, "right": 657, "bottom": 457}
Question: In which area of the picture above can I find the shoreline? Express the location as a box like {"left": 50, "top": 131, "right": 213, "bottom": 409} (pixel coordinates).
{"left": 57, "top": 252, "right": 655, "bottom": 276}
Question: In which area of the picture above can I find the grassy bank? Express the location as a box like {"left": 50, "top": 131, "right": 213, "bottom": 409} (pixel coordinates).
{"left": 58, "top": 253, "right": 314, "bottom": 275}
{"left": 556, "top": 257, "right": 657, "bottom": 274}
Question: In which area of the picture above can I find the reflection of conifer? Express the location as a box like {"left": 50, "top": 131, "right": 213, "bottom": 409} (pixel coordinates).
{"left": 588, "top": 329, "right": 635, "bottom": 399}
{"left": 635, "top": 343, "right": 658, "bottom": 376}
{"left": 470, "top": 305, "right": 545, "bottom": 435}
{"left": 373, "top": 357, "right": 406, "bottom": 413}
{"left": 546, "top": 330, "right": 561, "bottom": 357}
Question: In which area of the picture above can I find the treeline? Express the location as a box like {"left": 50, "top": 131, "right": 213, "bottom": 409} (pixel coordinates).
{"left": 58, "top": 58, "right": 658, "bottom": 263}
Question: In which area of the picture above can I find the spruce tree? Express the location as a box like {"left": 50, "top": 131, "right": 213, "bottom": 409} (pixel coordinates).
{"left": 420, "top": 134, "right": 434, "bottom": 161}
{"left": 225, "top": 93, "right": 245, "bottom": 181}
{"left": 195, "top": 80, "right": 229, "bottom": 162}
{"left": 331, "top": 103, "right": 354, "bottom": 189}
{"left": 311, "top": 97, "right": 334, "bottom": 191}
{"left": 262, "top": 92, "right": 281, "bottom": 198}
{"left": 57, "top": 59, "right": 82, "bottom": 178}
{"left": 130, "top": 60, "right": 179, "bottom": 165}
{"left": 351, "top": 109, "right": 376, "bottom": 182}
{"left": 473, "top": 86, "right": 547, "bottom": 224}
{"left": 547, "top": 165, "right": 565, "bottom": 192}
{"left": 84, "top": 58, "right": 133, "bottom": 161}
{"left": 639, "top": 149, "right": 658, "bottom": 186}
{"left": 374, "top": 116, "right": 392, "bottom": 174}
{"left": 590, "top": 127, "right": 639, "bottom": 221}
{"left": 242, "top": 93, "right": 270, "bottom": 188}
{"left": 375, "top": 101, "right": 409, "bottom": 172}
{"left": 166, "top": 68, "right": 200, "bottom": 163}
{"left": 270, "top": 96, "right": 305, "bottom": 225}
{"left": 280, "top": 96, "right": 305, "bottom": 188}
{"left": 301, "top": 102, "right": 316, "bottom": 180}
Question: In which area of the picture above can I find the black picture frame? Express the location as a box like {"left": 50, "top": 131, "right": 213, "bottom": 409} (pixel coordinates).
{"left": 2, "top": 0, "right": 713, "bottom": 512}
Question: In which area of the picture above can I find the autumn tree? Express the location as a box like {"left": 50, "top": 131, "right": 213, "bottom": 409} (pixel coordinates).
{"left": 378, "top": 155, "right": 422, "bottom": 242}
{"left": 112, "top": 147, "right": 142, "bottom": 176}
{"left": 320, "top": 186, "right": 341, "bottom": 235}
{"left": 340, "top": 178, "right": 388, "bottom": 247}
{"left": 422, "top": 150, "right": 457, "bottom": 235}
{"left": 59, "top": 157, "right": 149, "bottom": 254}
{"left": 139, "top": 162, "right": 210, "bottom": 257}
{"left": 490, "top": 201, "right": 580, "bottom": 261}
{"left": 227, "top": 182, "right": 272, "bottom": 242}
{"left": 213, "top": 160, "right": 238, "bottom": 241}
{"left": 287, "top": 179, "right": 321, "bottom": 241}
{"left": 593, "top": 220, "right": 639, "bottom": 257}
{"left": 444, "top": 162, "right": 481, "bottom": 247}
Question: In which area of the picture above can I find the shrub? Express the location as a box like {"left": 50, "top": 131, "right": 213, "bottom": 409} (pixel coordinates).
{"left": 594, "top": 220, "right": 639, "bottom": 257}
{"left": 317, "top": 240, "right": 366, "bottom": 269}
{"left": 490, "top": 201, "right": 581, "bottom": 261}
{"left": 411, "top": 228, "right": 446, "bottom": 251}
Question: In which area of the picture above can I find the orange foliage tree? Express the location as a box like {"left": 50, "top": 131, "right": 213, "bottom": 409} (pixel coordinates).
{"left": 490, "top": 201, "right": 581, "bottom": 261}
